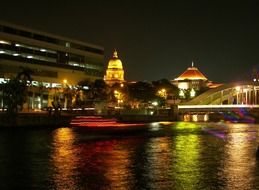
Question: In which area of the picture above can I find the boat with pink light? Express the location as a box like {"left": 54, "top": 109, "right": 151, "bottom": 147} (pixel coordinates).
{"left": 70, "top": 116, "right": 146, "bottom": 128}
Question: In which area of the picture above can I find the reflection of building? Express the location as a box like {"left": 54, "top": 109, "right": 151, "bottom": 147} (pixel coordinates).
{"left": 171, "top": 62, "right": 209, "bottom": 90}
{"left": 0, "top": 21, "right": 104, "bottom": 110}
{"left": 104, "top": 50, "right": 124, "bottom": 85}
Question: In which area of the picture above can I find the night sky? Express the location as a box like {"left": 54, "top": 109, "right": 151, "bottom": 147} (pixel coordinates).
{"left": 1, "top": 0, "right": 259, "bottom": 83}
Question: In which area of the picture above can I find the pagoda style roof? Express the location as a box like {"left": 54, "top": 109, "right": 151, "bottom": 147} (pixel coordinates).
{"left": 175, "top": 62, "right": 208, "bottom": 81}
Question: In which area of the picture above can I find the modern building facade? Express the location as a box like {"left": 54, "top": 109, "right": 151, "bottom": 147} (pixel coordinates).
{"left": 0, "top": 21, "right": 104, "bottom": 110}
{"left": 104, "top": 50, "right": 124, "bottom": 85}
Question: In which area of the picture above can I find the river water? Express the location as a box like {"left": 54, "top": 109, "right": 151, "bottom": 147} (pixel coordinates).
{"left": 1, "top": 122, "right": 259, "bottom": 190}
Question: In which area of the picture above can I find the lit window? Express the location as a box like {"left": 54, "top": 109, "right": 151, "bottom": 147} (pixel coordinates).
{"left": 0, "top": 40, "right": 10, "bottom": 44}
{"left": 40, "top": 49, "right": 46, "bottom": 52}
{"left": 65, "top": 42, "right": 70, "bottom": 47}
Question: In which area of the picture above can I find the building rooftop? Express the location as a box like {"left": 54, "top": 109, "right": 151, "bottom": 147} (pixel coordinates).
{"left": 107, "top": 50, "right": 123, "bottom": 69}
{"left": 175, "top": 62, "right": 207, "bottom": 81}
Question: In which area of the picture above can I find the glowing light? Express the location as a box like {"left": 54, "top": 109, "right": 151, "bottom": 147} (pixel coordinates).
{"left": 13, "top": 53, "right": 19, "bottom": 56}
{"left": 204, "top": 114, "right": 208, "bottom": 121}
{"left": 158, "top": 89, "right": 167, "bottom": 99}
{"left": 179, "top": 89, "right": 185, "bottom": 97}
{"left": 190, "top": 88, "right": 196, "bottom": 97}
{"left": 15, "top": 44, "right": 21, "bottom": 47}
{"left": 27, "top": 55, "right": 33, "bottom": 58}
{"left": 0, "top": 40, "right": 10, "bottom": 44}
{"left": 178, "top": 105, "right": 259, "bottom": 109}
{"left": 104, "top": 50, "right": 124, "bottom": 84}
{"left": 63, "top": 79, "right": 67, "bottom": 84}
{"left": 70, "top": 116, "right": 145, "bottom": 128}
{"left": 40, "top": 49, "right": 46, "bottom": 52}
{"left": 0, "top": 50, "right": 5, "bottom": 54}
{"left": 152, "top": 101, "right": 158, "bottom": 106}
{"left": 192, "top": 114, "right": 198, "bottom": 122}
{"left": 178, "top": 82, "right": 189, "bottom": 89}
{"left": 236, "top": 86, "right": 240, "bottom": 91}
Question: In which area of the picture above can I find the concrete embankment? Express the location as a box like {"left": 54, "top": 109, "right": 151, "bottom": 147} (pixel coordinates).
{"left": 0, "top": 112, "right": 72, "bottom": 127}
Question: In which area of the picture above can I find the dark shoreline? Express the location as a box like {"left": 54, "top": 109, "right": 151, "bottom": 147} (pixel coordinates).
{"left": 0, "top": 112, "right": 72, "bottom": 127}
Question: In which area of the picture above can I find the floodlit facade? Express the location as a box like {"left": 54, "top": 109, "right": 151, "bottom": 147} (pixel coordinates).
{"left": 0, "top": 21, "right": 104, "bottom": 110}
{"left": 104, "top": 50, "right": 124, "bottom": 85}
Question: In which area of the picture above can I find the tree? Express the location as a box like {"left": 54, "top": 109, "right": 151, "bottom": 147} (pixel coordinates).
{"left": 77, "top": 79, "right": 109, "bottom": 106}
{"left": 152, "top": 78, "right": 179, "bottom": 99}
{"left": 127, "top": 81, "right": 159, "bottom": 107}
{"left": 2, "top": 67, "right": 32, "bottom": 115}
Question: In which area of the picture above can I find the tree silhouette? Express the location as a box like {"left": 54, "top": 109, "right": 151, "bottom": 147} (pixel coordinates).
{"left": 2, "top": 67, "right": 32, "bottom": 115}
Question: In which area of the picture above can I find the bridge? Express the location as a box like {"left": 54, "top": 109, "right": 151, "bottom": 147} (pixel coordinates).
{"left": 177, "top": 82, "right": 259, "bottom": 121}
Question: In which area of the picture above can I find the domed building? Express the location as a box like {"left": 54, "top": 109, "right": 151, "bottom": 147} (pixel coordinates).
{"left": 104, "top": 50, "right": 125, "bottom": 85}
{"left": 171, "top": 62, "right": 209, "bottom": 90}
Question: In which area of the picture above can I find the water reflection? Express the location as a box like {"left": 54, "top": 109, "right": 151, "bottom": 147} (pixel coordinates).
{"left": 223, "top": 124, "right": 257, "bottom": 190}
{"left": 173, "top": 122, "right": 201, "bottom": 189}
{"left": 51, "top": 128, "right": 78, "bottom": 190}
{"left": 145, "top": 137, "right": 173, "bottom": 189}
{"left": 77, "top": 137, "right": 145, "bottom": 189}
{"left": 1, "top": 122, "right": 259, "bottom": 189}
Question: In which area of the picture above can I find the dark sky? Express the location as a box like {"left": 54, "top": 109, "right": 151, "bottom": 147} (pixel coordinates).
{"left": 1, "top": 0, "right": 259, "bottom": 83}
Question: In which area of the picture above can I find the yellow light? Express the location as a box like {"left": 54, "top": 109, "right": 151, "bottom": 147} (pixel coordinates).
{"left": 120, "top": 83, "right": 124, "bottom": 87}
{"left": 192, "top": 114, "right": 198, "bottom": 122}
{"left": 236, "top": 86, "right": 240, "bottom": 91}
{"left": 179, "top": 89, "right": 185, "bottom": 97}
{"left": 63, "top": 79, "right": 67, "bottom": 84}
{"left": 178, "top": 82, "right": 188, "bottom": 89}
{"left": 190, "top": 88, "right": 196, "bottom": 97}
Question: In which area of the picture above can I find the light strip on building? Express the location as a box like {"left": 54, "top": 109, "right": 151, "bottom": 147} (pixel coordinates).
{"left": 178, "top": 105, "right": 259, "bottom": 109}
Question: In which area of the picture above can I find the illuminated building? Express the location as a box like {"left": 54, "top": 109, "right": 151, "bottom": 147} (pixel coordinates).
{"left": 171, "top": 62, "right": 209, "bottom": 90}
{"left": 0, "top": 21, "right": 104, "bottom": 110}
{"left": 104, "top": 50, "right": 124, "bottom": 85}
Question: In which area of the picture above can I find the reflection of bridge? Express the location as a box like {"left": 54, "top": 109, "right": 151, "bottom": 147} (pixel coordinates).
{"left": 178, "top": 82, "right": 259, "bottom": 121}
